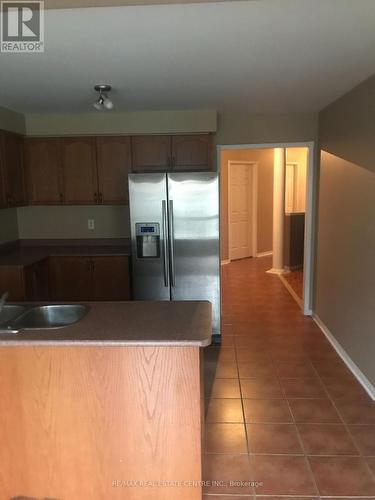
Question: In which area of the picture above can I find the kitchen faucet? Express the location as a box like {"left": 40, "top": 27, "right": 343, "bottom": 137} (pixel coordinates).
{"left": 0, "top": 292, "right": 9, "bottom": 314}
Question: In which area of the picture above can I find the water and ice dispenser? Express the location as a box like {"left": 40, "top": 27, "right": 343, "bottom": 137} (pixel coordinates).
{"left": 135, "top": 223, "right": 161, "bottom": 258}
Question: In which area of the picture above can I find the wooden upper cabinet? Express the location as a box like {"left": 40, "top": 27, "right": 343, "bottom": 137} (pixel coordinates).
{"left": 24, "top": 138, "right": 64, "bottom": 205}
{"left": 131, "top": 135, "right": 171, "bottom": 172}
{"left": 62, "top": 137, "right": 98, "bottom": 204}
{"left": 1, "top": 131, "right": 26, "bottom": 206}
{"left": 172, "top": 134, "right": 212, "bottom": 171}
{"left": 0, "top": 148, "right": 6, "bottom": 208}
{"left": 96, "top": 136, "right": 131, "bottom": 204}
{"left": 131, "top": 134, "right": 213, "bottom": 173}
{"left": 0, "top": 130, "right": 214, "bottom": 208}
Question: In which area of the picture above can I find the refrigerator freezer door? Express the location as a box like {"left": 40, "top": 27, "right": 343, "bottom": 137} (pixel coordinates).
{"left": 167, "top": 172, "right": 221, "bottom": 335}
{"left": 129, "top": 173, "right": 170, "bottom": 300}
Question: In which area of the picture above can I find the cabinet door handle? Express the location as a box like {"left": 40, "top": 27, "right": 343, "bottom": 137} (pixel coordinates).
{"left": 99, "top": 192, "right": 103, "bottom": 204}
{"left": 94, "top": 192, "right": 98, "bottom": 203}
{"left": 59, "top": 192, "right": 64, "bottom": 203}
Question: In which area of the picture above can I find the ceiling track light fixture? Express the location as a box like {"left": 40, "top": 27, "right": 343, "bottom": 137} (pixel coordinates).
{"left": 93, "top": 84, "right": 114, "bottom": 111}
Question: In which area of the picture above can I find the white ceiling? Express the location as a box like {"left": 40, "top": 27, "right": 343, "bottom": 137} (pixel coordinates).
{"left": 1, "top": 0, "right": 375, "bottom": 114}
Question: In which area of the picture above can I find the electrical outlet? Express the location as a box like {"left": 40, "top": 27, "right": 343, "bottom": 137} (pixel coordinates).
{"left": 88, "top": 219, "right": 95, "bottom": 230}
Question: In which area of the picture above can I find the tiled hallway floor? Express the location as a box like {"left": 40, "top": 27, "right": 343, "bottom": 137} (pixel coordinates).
{"left": 203, "top": 257, "right": 375, "bottom": 499}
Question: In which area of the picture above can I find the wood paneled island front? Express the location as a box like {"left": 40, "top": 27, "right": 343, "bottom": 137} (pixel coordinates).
{"left": 0, "top": 301, "right": 211, "bottom": 500}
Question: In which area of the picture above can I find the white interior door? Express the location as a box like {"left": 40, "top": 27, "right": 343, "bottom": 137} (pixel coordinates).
{"left": 229, "top": 163, "right": 255, "bottom": 260}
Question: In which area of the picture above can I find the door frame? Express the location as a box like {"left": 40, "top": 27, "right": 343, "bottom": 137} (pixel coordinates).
{"left": 227, "top": 160, "right": 258, "bottom": 260}
{"left": 285, "top": 161, "right": 299, "bottom": 213}
{"left": 217, "top": 141, "right": 316, "bottom": 316}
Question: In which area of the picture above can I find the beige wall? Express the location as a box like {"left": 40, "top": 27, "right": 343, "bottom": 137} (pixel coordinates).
{"left": 0, "top": 106, "right": 25, "bottom": 134}
{"left": 220, "top": 148, "right": 274, "bottom": 260}
{"left": 25, "top": 109, "right": 217, "bottom": 136}
{"left": 316, "top": 73, "right": 375, "bottom": 386}
{"left": 17, "top": 205, "right": 129, "bottom": 239}
{"left": 25, "top": 110, "right": 318, "bottom": 143}
{"left": 215, "top": 111, "right": 318, "bottom": 146}
{"left": 0, "top": 209, "right": 19, "bottom": 244}
{"left": 286, "top": 147, "right": 308, "bottom": 213}
{"left": 0, "top": 108, "right": 318, "bottom": 242}
{"left": 319, "top": 74, "right": 375, "bottom": 173}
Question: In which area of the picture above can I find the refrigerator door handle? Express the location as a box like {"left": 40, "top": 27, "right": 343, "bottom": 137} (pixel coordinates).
{"left": 162, "top": 200, "right": 169, "bottom": 287}
{"left": 168, "top": 199, "right": 176, "bottom": 287}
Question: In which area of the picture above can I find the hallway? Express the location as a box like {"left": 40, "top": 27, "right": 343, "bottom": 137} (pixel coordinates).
{"left": 204, "top": 257, "right": 375, "bottom": 498}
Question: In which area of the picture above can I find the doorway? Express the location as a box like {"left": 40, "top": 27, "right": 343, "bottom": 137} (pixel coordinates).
{"left": 228, "top": 161, "right": 257, "bottom": 261}
{"left": 218, "top": 142, "right": 316, "bottom": 316}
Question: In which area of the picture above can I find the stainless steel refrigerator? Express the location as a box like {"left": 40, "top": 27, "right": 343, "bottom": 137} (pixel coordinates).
{"left": 128, "top": 172, "right": 220, "bottom": 339}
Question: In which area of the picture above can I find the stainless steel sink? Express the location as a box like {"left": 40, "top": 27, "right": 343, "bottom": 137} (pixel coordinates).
{"left": 10, "top": 304, "right": 89, "bottom": 331}
{"left": 0, "top": 305, "right": 27, "bottom": 326}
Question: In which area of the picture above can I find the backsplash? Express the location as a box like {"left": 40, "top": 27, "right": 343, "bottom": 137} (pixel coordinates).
{"left": 0, "top": 208, "right": 18, "bottom": 244}
{"left": 16, "top": 205, "right": 130, "bottom": 239}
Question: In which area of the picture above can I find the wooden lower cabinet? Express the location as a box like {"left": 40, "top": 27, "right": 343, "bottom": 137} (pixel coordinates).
{"left": 24, "top": 258, "right": 49, "bottom": 301}
{"left": 0, "top": 266, "right": 27, "bottom": 301}
{"left": 0, "top": 260, "right": 49, "bottom": 301}
{"left": 92, "top": 256, "right": 130, "bottom": 301}
{"left": 0, "top": 345, "right": 203, "bottom": 499}
{"left": 49, "top": 256, "right": 92, "bottom": 301}
{"left": 49, "top": 255, "right": 130, "bottom": 301}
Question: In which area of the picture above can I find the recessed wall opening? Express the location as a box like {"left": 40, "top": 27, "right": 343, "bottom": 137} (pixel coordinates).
{"left": 218, "top": 142, "right": 315, "bottom": 316}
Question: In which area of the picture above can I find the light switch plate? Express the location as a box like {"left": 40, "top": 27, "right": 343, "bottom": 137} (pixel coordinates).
{"left": 88, "top": 219, "right": 95, "bottom": 230}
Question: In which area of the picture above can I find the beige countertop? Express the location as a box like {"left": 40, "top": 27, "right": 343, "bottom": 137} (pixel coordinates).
{"left": 0, "top": 300, "right": 212, "bottom": 347}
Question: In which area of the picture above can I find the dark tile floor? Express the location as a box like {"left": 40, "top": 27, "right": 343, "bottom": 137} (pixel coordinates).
{"left": 203, "top": 257, "right": 375, "bottom": 499}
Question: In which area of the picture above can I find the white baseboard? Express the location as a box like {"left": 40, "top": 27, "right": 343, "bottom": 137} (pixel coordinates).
{"left": 220, "top": 259, "right": 230, "bottom": 265}
{"left": 284, "top": 264, "right": 303, "bottom": 272}
{"left": 312, "top": 313, "right": 375, "bottom": 401}
{"left": 256, "top": 251, "right": 273, "bottom": 258}
{"left": 279, "top": 274, "right": 303, "bottom": 309}
{"left": 266, "top": 267, "right": 287, "bottom": 275}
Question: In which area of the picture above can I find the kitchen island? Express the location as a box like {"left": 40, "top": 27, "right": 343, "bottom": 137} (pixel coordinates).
{"left": 0, "top": 300, "right": 211, "bottom": 500}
